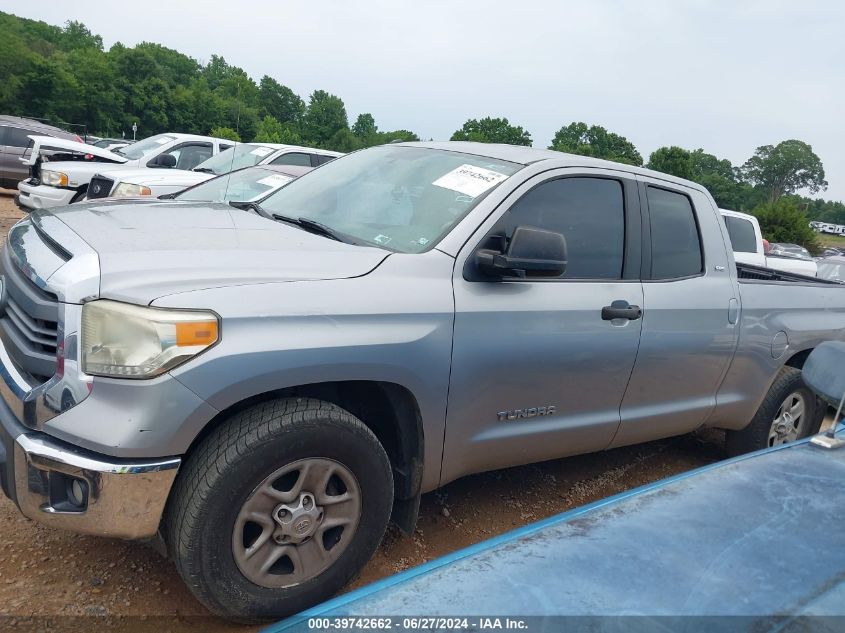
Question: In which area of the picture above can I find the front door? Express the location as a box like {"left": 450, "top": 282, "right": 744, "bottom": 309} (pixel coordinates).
{"left": 441, "top": 170, "right": 644, "bottom": 484}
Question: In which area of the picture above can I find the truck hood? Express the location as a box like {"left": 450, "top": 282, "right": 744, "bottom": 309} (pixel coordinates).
{"left": 24, "top": 135, "right": 127, "bottom": 166}
{"left": 97, "top": 167, "right": 212, "bottom": 188}
{"left": 36, "top": 200, "right": 390, "bottom": 304}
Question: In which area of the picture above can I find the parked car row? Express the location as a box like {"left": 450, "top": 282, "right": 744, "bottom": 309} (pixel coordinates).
{"left": 83, "top": 142, "right": 341, "bottom": 201}
{"left": 1, "top": 116, "right": 344, "bottom": 208}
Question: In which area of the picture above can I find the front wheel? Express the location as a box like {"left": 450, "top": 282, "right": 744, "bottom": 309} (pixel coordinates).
{"left": 165, "top": 398, "right": 393, "bottom": 621}
{"left": 726, "top": 366, "right": 824, "bottom": 456}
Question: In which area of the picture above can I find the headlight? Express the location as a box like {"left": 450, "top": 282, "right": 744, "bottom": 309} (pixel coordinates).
{"left": 81, "top": 300, "right": 219, "bottom": 379}
{"left": 112, "top": 182, "right": 152, "bottom": 197}
{"left": 41, "top": 170, "right": 69, "bottom": 187}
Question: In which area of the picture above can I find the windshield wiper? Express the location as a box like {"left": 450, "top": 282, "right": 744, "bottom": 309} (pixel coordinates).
{"left": 228, "top": 200, "right": 273, "bottom": 218}
{"left": 193, "top": 167, "right": 215, "bottom": 174}
{"left": 271, "top": 214, "right": 347, "bottom": 243}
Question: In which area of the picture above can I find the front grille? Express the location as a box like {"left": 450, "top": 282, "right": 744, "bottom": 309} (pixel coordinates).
{"left": 0, "top": 247, "right": 59, "bottom": 381}
{"left": 87, "top": 175, "right": 114, "bottom": 200}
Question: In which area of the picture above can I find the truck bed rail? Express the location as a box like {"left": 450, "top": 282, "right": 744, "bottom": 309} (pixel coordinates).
{"left": 737, "top": 262, "right": 839, "bottom": 285}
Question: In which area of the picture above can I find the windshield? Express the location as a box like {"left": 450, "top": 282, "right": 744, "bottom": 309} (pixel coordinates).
{"left": 260, "top": 145, "right": 522, "bottom": 253}
{"left": 115, "top": 134, "right": 176, "bottom": 159}
{"left": 817, "top": 261, "right": 845, "bottom": 282}
{"left": 194, "top": 144, "right": 275, "bottom": 175}
{"left": 175, "top": 166, "right": 294, "bottom": 203}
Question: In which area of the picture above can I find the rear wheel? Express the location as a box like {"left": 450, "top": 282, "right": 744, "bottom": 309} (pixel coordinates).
{"left": 726, "top": 366, "right": 824, "bottom": 455}
{"left": 165, "top": 398, "right": 393, "bottom": 621}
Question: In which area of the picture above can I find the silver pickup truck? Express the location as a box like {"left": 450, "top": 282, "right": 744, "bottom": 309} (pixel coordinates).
{"left": 1, "top": 142, "right": 844, "bottom": 620}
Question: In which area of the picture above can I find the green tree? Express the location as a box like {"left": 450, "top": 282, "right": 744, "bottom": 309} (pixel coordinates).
{"left": 252, "top": 115, "right": 302, "bottom": 144}
{"left": 741, "top": 140, "right": 828, "bottom": 203}
{"left": 647, "top": 146, "right": 694, "bottom": 180}
{"left": 549, "top": 122, "right": 642, "bottom": 165}
{"left": 209, "top": 126, "right": 240, "bottom": 141}
{"left": 451, "top": 117, "right": 531, "bottom": 146}
{"left": 753, "top": 198, "right": 820, "bottom": 255}
{"left": 301, "top": 90, "right": 349, "bottom": 147}
{"left": 61, "top": 20, "right": 103, "bottom": 50}
{"left": 352, "top": 113, "right": 377, "bottom": 138}
{"left": 258, "top": 76, "right": 304, "bottom": 124}
{"left": 380, "top": 129, "right": 419, "bottom": 143}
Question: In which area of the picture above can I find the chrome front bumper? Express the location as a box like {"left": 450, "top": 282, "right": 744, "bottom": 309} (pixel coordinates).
{"left": 0, "top": 410, "right": 180, "bottom": 539}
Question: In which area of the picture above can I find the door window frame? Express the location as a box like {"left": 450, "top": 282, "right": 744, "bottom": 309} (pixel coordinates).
{"left": 460, "top": 169, "right": 642, "bottom": 283}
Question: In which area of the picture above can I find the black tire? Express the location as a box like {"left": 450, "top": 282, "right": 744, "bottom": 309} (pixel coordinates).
{"left": 165, "top": 397, "right": 393, "bottom": 622}
{"left": 726, "top": 366, "right": 824, "bottom": 456}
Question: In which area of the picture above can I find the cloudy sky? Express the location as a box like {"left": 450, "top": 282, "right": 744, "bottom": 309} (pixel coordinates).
{"left": 6, "top": 0, "right": 844, "bottom": 201}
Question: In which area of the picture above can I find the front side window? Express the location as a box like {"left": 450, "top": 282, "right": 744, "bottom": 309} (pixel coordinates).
{"left": 723, "top": 215, "right": 757, "bottom": 253}
{"left": 484, "top": 177, "right": 626, "bottom": 279}
{"left": 647, "top": 186, "right": 703, "bottom": 280}
{"left": 165, "top": 143, "right": 213, "bottom": 170}
{"left": 194, "top": 144, "right": 276, "bottom": 175}
{"left": 260, "top": 146, "right": 522, "bottom": 253}
{"left": 116, "top": 134, "right": 176, "bottom": 160}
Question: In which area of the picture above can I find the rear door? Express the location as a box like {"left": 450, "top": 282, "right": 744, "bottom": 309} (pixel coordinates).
{"left": 613, "top": 179, "right": 739, "bottom": 447}
{"left": 441, "top": 169, "right": 644, "bottom": 484}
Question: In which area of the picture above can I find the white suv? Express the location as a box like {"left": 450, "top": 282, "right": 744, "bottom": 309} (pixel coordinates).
{"left": 85, "top": 143, "right": 343, "bottom": 200}
{"left": 16, "top": 133, "right": 235, "bottom": 210}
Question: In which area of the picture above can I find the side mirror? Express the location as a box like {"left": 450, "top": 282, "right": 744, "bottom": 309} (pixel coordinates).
{"left": 476, "top": 226, "right": 567, "bottom": 278}
{"left": 150, "top": 153, "right": 177, "bottom": 168}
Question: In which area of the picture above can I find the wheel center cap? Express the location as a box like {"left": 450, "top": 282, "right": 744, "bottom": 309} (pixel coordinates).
{"left": 272, "top": 493, "right": 323, "bottom": 543}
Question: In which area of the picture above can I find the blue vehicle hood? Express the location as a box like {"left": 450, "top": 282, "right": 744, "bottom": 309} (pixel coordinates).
{"left": 270, "top": 429, "right": 845, "bottom": 631}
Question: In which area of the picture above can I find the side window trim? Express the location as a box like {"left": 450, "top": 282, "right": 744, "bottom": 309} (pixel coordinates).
{"left": 638, "top": 180, "right": 705, "bottom": 282}
{"left": 462, "top": 172, "right": 642, "bottom": 283}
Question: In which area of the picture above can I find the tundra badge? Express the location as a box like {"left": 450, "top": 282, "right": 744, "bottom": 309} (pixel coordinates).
{"left": 497, "top": 406, "right": 556, "bottom": 422}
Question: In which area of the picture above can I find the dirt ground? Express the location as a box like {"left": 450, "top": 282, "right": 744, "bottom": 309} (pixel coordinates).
{"left": 0, "top": 190, "right": 754, "bottom": 630}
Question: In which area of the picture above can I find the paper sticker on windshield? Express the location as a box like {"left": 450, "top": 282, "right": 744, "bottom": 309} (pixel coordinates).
{"left": 432, "top": 164, "right": 508, "bottom": 198}
{"left": 373, "top": 234, "right": 392, "bottom": 245}
{"left": 257, "top": 174, "right": 290, "bottom": 187}
{"left": 251, "top": 147, "right": 273, "bottom": 157}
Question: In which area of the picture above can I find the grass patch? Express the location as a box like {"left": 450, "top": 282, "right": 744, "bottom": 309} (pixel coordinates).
{"left": 816, "top": 233, "right": 845, "bottom": 248}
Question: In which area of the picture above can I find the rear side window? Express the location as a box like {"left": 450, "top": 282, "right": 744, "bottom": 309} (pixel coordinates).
{"left": 723, "top": 215, "right": 757, "bottom": 253}
{"left": 0, "top": 126, "right": 6, "bottom": 146}
{"left": 271, "top": 152, "right": 311, "bottom": 167}
{"left": 315, "top": 154, "right": 336, "bottom": 166}
{"left": 489, "top": 177, "right": 626, "bottom": 279}
{"left": 647, "top": 187, "right": 703, "bottom": 280}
